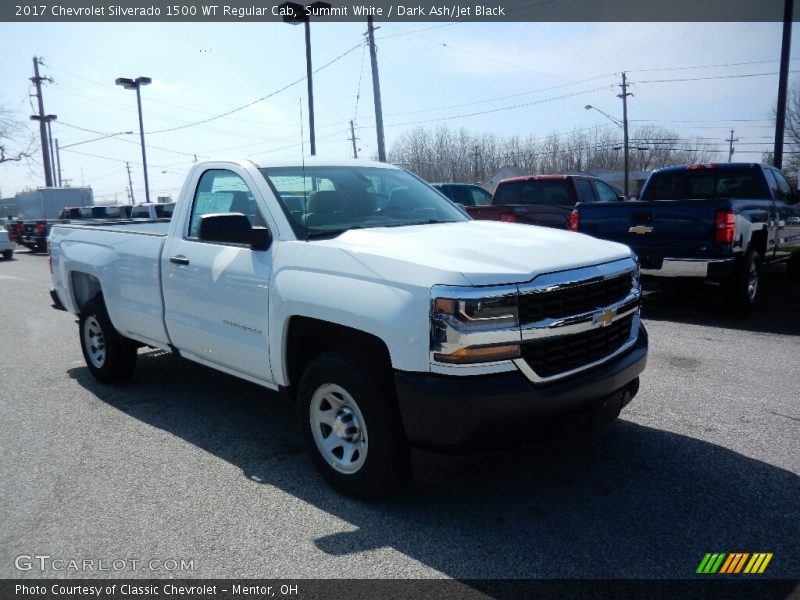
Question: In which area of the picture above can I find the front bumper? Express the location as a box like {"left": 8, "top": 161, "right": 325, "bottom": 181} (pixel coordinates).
{"left": 394, "top": 324, "right": 648, "bottom": 479}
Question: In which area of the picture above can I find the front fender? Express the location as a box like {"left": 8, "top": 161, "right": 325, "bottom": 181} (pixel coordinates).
{"left": 269, "top": 268, "right": 430, "bottom": 386}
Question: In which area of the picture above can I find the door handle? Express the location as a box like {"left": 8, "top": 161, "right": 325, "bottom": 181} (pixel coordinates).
{"left": 169, "top": 255, "right": 190, "bottom": 265}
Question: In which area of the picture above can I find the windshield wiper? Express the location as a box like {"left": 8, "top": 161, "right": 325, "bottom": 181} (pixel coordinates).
{"left": 305, "top": 225, "right": 364, "bottom": 241}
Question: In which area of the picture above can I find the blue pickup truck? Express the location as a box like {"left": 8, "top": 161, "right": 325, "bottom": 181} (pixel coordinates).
{"left": 571, "top": 163, "right": 800, "bottom": 307}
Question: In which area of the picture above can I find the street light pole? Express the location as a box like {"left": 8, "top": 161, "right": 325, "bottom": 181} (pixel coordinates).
{"left": 279, "top": 1, "right": 331, "bottom": 156}
{"left": 585, "top": 101, "right": 630, "bottom": 197}
{"left": 116, "top": 76, "right": 152, "bottom": 203}
{"left": 304, "top": 18, "right": 317, "bottom": 156}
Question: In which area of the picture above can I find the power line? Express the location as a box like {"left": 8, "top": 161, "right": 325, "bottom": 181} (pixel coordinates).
{"left": 627, "top": 57, "right": 798, "bottom": 73}
{"left": 146, "top": 41, "right": 364, "bottom": 135}
{"left": 637, "top": 70, "right": 800, "bottom": 84}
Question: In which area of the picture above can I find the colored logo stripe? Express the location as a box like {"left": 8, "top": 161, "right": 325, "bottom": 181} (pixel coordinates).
{"left": 697, "top": 553, "right": 726, "bottom": 574}
{"left": 720, "top": 553, "right": 750, "bottom": 573}
{"left": 744, "top": 553, "right": 773, "bottom": 574}
{"left": 697, "top": 553, "right": 773, "bottom": 574}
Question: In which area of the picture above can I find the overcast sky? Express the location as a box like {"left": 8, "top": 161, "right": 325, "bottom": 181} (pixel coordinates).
{"left": 1, "top": 21, "right": 798, "bottom": 202}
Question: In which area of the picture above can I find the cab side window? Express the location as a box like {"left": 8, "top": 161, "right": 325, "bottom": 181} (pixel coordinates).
{"left": 769, "top": 168, "right": 793, "bottom": 202}
{"left": 188, "top": 169, "right": 265, "bottom": 239}
{"left": 574, "top": 179, "right": 596, "bottom": 203}
{"left": 593, "top": 180, "right": 620, "bottom": 202}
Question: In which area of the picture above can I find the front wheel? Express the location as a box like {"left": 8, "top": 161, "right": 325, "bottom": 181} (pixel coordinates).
{"left": 79, "top": 298, "right": 138, "bottom": 383}
{"left": 297, "top": 350, "right": 410, "bottom": 498}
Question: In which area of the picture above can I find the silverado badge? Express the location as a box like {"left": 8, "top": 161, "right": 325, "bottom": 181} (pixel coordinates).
{"left": 594, "top": 308, "right": 616, "bottom": 327}
{"left": 628, "top": 225, "right": 654, "bottom": 234}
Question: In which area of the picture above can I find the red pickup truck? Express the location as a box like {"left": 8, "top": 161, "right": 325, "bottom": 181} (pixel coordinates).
{"left": 467, "top": 174, "right": 625, "bottom": 229}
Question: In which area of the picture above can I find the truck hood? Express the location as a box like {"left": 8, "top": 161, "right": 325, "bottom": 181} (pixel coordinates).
{"left": 312, "top": 220, "right": 632, "bottom": 287}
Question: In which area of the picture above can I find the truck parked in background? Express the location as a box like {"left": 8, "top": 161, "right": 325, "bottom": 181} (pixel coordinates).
{"left": 571, "top": 163, "right": 800, "bottom": 308}
{"left": 5, "top": 187, "right": 93, "bottom": 252}
{"left": 466, "top": 174, "right": 625, "bottom": 230}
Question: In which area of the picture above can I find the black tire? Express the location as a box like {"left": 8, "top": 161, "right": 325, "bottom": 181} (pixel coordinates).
{"left": 788, "top": 253, "right": 800, "bottom": 280}
{"left": 297, "top": 349, "right": 410, "bottom": 499}
{"left": 2, "top": 249, "right": 11, "bottom": 260}
{"left": 728, "top": 248, "right": 762, "bottom": 310}
{"left": 35, "top": 240, "right": 47, "bottom": 254}
{"left": 79, "top": 297, "right": 137, "bottom": 383}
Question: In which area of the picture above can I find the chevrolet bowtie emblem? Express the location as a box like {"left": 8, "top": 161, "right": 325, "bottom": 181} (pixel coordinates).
{"left": 594, "top": 308, "right": 616, "bottom": 327}
{"left": 629, "top": 225, "right": 654, "bottom": 234}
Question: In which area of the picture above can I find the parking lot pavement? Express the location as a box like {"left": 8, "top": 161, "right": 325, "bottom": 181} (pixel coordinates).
{"left": 0, "top": 248, "right": 798, "bottom": 580}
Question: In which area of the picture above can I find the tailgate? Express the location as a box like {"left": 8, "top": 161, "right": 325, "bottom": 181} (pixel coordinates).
{"left": 578, "top": 200, "right": 730, "bottom": 258}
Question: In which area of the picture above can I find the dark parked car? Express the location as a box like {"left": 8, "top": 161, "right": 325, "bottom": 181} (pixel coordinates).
{"left": 466, "top": 174, "right": 624, "bottom": 229}
{"left": 432, "top": 183, "right": 493, "bottom": 207}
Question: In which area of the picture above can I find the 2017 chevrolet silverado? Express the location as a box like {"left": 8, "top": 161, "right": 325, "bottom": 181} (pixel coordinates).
{"left": 572, "top": 163, "right": 800, "bottom": 307}
{"left": 49, "top": 158, "right": 648, "bottom": 498}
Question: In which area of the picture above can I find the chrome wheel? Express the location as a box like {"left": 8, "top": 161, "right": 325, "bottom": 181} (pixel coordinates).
{"left": 83, "top": 315, "right": 106, "bottom": 369}
{"left": 309, "top": 383, "right": 368, "bottom": 474}
{"left": 746, "top": 258, "right": 759, "bottom": 303}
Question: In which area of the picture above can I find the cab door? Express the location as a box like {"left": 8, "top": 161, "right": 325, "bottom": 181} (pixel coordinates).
{"left": 162, "top": 167, "right": 274, "bottom": 384}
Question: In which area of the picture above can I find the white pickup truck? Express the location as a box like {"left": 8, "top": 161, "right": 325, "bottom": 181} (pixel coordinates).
{"left": 49, "top": 158, "right": 648, "bottom": 497}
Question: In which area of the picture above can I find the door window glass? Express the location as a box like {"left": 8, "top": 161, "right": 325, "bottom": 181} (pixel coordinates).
{"left": 575, "top": 179, "right": 596, "bottom": 202}
{"left": 593, "top": 180, "right": 620, "bottom": 202}
{"left": 188, "top": 169, "right": 264, "bottom": 238}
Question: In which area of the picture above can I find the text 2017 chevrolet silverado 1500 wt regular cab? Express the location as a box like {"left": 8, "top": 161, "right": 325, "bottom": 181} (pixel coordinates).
{"left": 572, "top": 163, "right": 800, "bottom": 308}
{"left": 49, "top": 159, "right": 648, "bottom": 497}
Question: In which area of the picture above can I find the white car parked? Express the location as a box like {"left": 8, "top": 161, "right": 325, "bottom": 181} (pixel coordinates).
{"left": 0, "top": 229, "right": 14, "bottom": 260}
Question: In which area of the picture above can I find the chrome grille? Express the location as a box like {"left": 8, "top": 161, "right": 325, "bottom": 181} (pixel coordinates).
{"left": 518, "top": 273, "right": 633, "bottom": 325}
{"left": 520, "top": 314, "right": 635, "bottom": 378}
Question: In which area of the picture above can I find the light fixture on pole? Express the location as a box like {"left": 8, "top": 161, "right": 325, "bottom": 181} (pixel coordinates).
{"left": 279, "top": 1, "right": 331, "bottom": 156}
{"left": 116, "top": 76, "right": 152, "bottom": 203}
{"left": 585, "top": 103, "right": 629, "bottom": 197}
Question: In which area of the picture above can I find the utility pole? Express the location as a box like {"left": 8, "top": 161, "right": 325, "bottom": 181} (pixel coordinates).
{"left": 471, "top": 146, "right": 481, "bottom": 180}
{"left": 774, "top": 0, "right": 794, "bottom": 169}
{"left": 55, "top": 139, "right": 62, "bottom": 186}
{"left": 30, "top": 57, "right": 53, "bottom": 187}
{"left": 349, "top": 120, "right": 359, "bottom": 158}
{"left": 726, "top": 129, "right": 739, "bottom": 162}
{"left": 367, "top": 17, "right": 386, "bottom": 162}
{"left": 618, "top": 72, "right": 632, "bottom": 198}
{"left": 125, "top": 162, "right": 135, "bottom": 203}
{"left": 46, "top": 119, "right": 57, "bottom": 185}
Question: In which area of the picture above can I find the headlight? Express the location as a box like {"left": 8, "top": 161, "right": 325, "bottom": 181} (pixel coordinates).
{"left": 433, "top": 295, "right": 518, "bottom": 328}
{"left": 631, "top": 254, "right": 641, "bottom": 290}
{"left": 431, "top": 290, "right": 520, "bottom": 364}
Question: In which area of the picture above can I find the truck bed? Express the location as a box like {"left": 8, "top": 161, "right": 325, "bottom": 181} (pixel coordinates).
{"left": 50, "top": 220, "right": 172, "bottom": 348}
{"left": 54, "top": 219, "right": 171, "bottom": 236}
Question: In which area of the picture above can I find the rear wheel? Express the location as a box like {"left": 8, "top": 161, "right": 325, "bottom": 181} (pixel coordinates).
{"left": 2, "top": 249, "right": 11, "bottom": 260}
{"left": 729, "top": 249, "right": 762, "bottom": 310}
{"left": 788, "top": 253, "right": 800, "bottom": 280}
{"left": 79, "top": 298, "right": 137, "bottom": 383}
{"left": 297, "top": 350, "right": 410, "bottom": 498}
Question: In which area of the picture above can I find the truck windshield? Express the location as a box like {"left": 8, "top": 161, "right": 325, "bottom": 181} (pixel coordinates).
{"left": 494, "top": 180, "right": 573, "bottom": 206}
{"left": 259, "top": 166, "right": 468, "bottom": 239}
{"left": 644, "top": 168, "right": 764, "bottom": 200}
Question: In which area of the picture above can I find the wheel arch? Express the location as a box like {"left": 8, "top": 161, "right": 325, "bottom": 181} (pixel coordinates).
{"left": 70, "top": 271, "right": 103, "bottom": 312}
{"left": 282, "top": 316, "right": 392, "bottom": 396}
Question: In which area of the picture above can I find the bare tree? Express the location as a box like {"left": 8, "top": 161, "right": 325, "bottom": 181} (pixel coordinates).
{"left": 388, "top": 124, "right": 720, "bottom": 183}
{"left": 0, "top": 107, "right": 35, "bottom": 165}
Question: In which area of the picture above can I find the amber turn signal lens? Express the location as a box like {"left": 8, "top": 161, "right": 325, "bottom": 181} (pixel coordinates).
{"left": 434, "top": 344, "right": 520, "bottom": 364}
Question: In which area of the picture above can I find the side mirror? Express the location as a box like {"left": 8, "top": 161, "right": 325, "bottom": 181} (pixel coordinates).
{"left": 198, "top": 213, "right": 271, "bottom": 250}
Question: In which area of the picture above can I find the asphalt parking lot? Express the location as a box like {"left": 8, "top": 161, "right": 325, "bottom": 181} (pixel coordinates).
{"left": 0, "top": 248, "right": 798, "bottom": 581}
